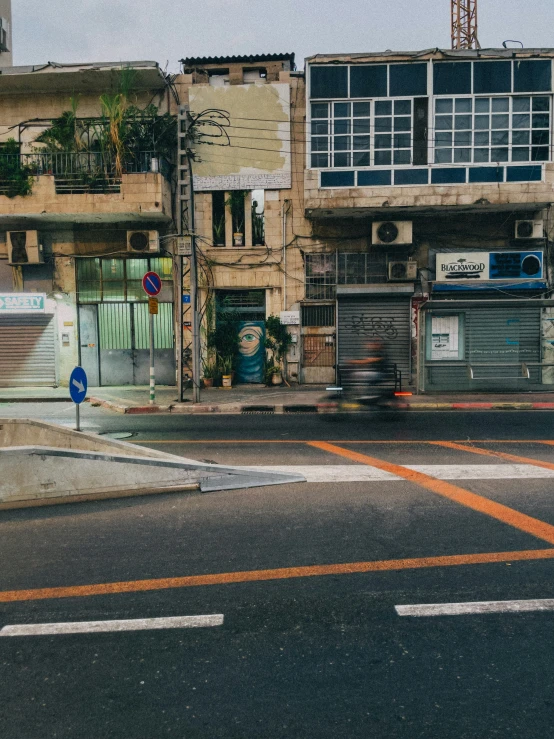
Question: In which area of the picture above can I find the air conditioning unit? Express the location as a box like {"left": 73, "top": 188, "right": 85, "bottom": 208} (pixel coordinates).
{"left": 372, "top": 221, "right": 413, "bottom": 246}
{"left": 7, "top": 231, "right": 43, "bottom": 264}
{"left": 515, "top": 220, "right": 543, "bottom": 240}
{"left": 127, "top": 230, "right": 160, "bottom": 253}
{"left": 0, "top": 18, "right": 9, "bottom": 52}
{"left": 388, "top": 260, "right": 418, "bottom": 281}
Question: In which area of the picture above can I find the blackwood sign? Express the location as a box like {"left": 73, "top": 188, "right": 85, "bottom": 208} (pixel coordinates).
{"left": 436, "top": 253, "right": 489, "bottom": 281}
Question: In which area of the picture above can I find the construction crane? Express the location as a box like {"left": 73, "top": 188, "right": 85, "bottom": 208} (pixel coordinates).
{"left": 451, "top": 0, "right": 480, "bottom": 49}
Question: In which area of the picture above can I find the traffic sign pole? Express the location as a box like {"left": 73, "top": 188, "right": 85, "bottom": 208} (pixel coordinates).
{"left": 69, "top": 366, "right": 88, "bottom": 432}
{"left": 76, "top": 402, "right": 80, "bottom": 432}
{"left": 143, "top": 272, "right": 162, "bottom": 406}
{"left": 149, "top": 307, "right": 155, "bottom": 405}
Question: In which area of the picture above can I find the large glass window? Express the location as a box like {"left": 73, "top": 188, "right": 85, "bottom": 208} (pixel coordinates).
{"left": 77, "top": 257, "right": 173, "bottom": 303}
{"left": 434, "top": 96, "right": 550, "bottom": 164}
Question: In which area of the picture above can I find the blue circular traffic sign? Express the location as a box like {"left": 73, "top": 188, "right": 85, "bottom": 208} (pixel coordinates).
{"left": 69, "top": 366, "right": 88, "bottom": 404}
{"left": 142, "top": 271, "right": 162, "bottom": 297}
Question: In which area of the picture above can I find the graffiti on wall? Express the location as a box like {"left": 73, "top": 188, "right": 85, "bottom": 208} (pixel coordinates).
{"left": 236, "top": 321, "right": 265, "bottom": 383}
{"left": 350, "top": 314, "right": 398, "bottom": 339}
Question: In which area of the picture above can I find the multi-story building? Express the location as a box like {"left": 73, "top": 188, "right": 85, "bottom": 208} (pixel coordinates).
{"left": 0, "top": 61, "right": 175, "bottom": 387}
{"left": 176, "top": 53, "right": 304, "bottom": 384}
{"left": 300, "top": 48, "right": 554, "bottom": 392}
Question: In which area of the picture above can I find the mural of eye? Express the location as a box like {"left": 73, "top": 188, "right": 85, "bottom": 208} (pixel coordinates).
{"left": 236, "top": 321, "right": 265, "bottom": 383}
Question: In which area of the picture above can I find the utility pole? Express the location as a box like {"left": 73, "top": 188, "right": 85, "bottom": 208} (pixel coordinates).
{"left": 177, "top": 104, "right": 201, "bottom": 403}
{"left": 451, "top": 0, "right": 480, "bottom": 50}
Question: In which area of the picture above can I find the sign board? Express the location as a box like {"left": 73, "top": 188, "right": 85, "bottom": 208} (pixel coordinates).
{"left": 69, "top": 366, "right": 88, "bottom": 404}
{"left": 142, "top": 272, "right": 162, "bottom": 296}
{"left": 148, "top": 297, "right": 159, "bottom": 315}
{"left": 436, "top": 251, "right": 544, "bottom": 282}
{"left": 280, "top": 311, "right": 300, "bottom": 325}
{"left": 0, "top": 293, "right": 45, "bottom": 313}
{"left": 182, "top": 294, "right": 191, "bottom": 304}
{"left": 176, "top": 236, "right": 192, "bottom": 256}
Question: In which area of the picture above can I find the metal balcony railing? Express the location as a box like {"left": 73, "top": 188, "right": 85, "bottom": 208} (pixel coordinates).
{"left": 0, "top": 151, "right": 167, "bottom": 195}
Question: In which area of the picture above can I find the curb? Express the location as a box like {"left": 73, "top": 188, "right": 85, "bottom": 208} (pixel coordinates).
{"left": 86, "top": 397, "right": 554, "bottom": 415}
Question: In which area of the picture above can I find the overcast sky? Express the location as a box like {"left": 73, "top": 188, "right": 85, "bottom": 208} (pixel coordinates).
{"left": 14, "top": 0, "right": 554, "bottom": 72}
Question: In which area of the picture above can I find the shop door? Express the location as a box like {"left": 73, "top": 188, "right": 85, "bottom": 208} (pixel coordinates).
{"left": 0, "top": 314, "right": 56, "bottom": 387}
{"left": 337, "top": 297, "right": 411, "bottom": 385}
{"left": 94, "top": 303, "right": 175, "bottom": 386}
{"left": 78, "top": 305, "right": 100, "bottom": 386}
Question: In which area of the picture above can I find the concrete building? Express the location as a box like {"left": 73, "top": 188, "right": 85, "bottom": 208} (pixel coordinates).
{"left": 176, "top": 53, "right": 304, "bottom": 384}
{"left": 0, "top": 61, "right": 175, "bottom": 387}
{"left": 301, "top": 48, "right": 554, "bottom": 391}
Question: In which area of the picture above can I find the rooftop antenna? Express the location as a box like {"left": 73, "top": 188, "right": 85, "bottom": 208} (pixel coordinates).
{"left": 451, "top": 0, "right": 481, "bottom": 50}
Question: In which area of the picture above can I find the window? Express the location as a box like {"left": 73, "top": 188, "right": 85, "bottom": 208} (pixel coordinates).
{"left": 305, "top": 253, "right": 336, "bottom": 300}
{"left": 473, "top": 61, "right": 512, "bottom": 94}
{"left": 311, "top": 99, "right": 410, "bottom": 168}
{"left": 426, "top": 314, "right": 465, "bottom": 361}
{"left": 77, "top": 257, "right": 173, "bottom": 303}
{"left": 305, "top": 252, "right": 393, "bottom": 299}
{"left": 389, "top": 63, "right": 427, "bottom": 97}
{"left": 350, "top": 65, "right": 387, "bottom": 98}
{"left": 433, "top": 62, "right": 472, "bottom": 95}
{"left": 301, "top": 304, "right": 335, "bottom": 327}
{"left": 243, "top": 68, "right": 267, "bottom": 84}
{"left": 434, "top": 96, "right": 550, "bottom": 164}
{"left": 212, "top": 191, "right": 226, "bottom": 246}
{"left": 310, "top": 66, "right": 348, "bottom": 99}
{"left": 514, "top": 60, "right": 552, "bottom": 93}
{"left": 208, "top": 69, "right": 230, "bottom": 87}
{"left": 251, "top": 189, "right": 265, "bottom": 246}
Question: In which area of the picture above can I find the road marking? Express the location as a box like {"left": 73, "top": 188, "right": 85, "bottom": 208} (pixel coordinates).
{"left": 0, "top": 549, "right": 553, "bottom": 603}
{"left": 0, "top": 614, "right": 224, "bottom": 637}
{"left": 395, "top": 599, "right": 554, "bottom": 617}
{"left": 308, "top": 441, "right": 554, "bottom": 545}
{"left": 133, "top": 439, "right": 554, "bottom": 445}
{"left": 235, "top": 464, "right": 554, "bottom": 482}
{"left": 431, "top": 441, "right": 554, "bottom": 472}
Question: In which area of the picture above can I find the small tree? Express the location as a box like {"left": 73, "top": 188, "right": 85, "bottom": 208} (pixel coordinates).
{"left": 264, "top": 315, "right": 292, "bottom": 381}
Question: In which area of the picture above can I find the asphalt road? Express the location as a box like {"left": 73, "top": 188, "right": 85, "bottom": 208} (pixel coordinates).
{"left": 1, "top": 405, "right": 554, "bottom": 737}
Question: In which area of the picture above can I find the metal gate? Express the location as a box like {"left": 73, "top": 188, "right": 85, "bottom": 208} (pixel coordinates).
{"left": 337, "top": 297, "right": 411, "bottom": 381}
{"left": 0, "top": 315, "right": 56, "bottom": 387}
{"left": 302, "top": 335, "right": 335, "bottom": 367}
{"left": 79, "top": 303, "right": 175, "bottom": 386}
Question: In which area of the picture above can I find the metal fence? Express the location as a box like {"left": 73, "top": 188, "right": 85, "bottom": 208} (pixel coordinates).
{"left": 0, "top": 151, "right": 166, "bottom": 194}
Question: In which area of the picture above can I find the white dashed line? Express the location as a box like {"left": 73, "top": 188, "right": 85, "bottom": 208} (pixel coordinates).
{"left": 0, "top": 614, "right": 224, "bottom": 637}
{"left": 395, "top": 600, "right": 554, "bottom": 617}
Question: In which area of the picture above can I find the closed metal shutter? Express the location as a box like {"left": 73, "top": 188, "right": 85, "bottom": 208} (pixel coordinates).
{"left": 338, "top": 297, "right": 411, "bottom": 380}
{"left": 425, "top": 305, "right": 542, "bottom": 391}
{"left": 0, "top": 315, "right": 56, "bottom": 387}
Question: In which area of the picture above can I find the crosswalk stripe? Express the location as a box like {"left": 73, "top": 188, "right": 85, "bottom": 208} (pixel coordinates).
{"left": 235, "top": 464, "right": 554, "bottom": 482}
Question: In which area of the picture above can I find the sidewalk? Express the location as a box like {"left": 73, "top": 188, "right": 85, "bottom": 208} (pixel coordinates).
{"left": 2, "top": 384, "right": 552, "bottom": 414}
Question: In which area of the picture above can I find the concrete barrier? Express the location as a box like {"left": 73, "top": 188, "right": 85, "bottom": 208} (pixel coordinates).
{"left": 0, "top": 419, "right": 305, "bottom": 509}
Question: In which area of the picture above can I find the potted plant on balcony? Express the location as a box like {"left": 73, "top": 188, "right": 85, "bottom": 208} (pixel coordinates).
{"left": 225, "top": 190, "right": 247, "bottom": 246}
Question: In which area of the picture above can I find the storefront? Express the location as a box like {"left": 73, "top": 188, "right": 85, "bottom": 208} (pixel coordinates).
{"left": 0, "top": 293, "right": 57, "bottom": 387}
{"left": 336, "top": 286, "right": 414, "bottom": 386}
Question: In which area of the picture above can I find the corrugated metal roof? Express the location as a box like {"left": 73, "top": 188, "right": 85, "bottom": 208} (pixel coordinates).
{"left": 181, "top": 53, "right": 295, "bottom": 67}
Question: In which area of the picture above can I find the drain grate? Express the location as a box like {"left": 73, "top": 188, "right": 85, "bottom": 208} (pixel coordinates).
{"left": 284, "top": 405, "right": 319, "bottom": 413}
{"left": 241, "top": 405, "right": 275, "bottom": 414}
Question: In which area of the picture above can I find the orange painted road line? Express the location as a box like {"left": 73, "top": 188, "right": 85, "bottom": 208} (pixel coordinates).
{"left": 1, "top": 549, "right": 554, "bottom": 604}
{"left": 431, "top": 441, "right": 554, "bottom": 472}
{"left": 133, "top": 439, "right": 554, "bottom": 445}
{"left": 308, "top": 441, "right": 554, "bottom": 545}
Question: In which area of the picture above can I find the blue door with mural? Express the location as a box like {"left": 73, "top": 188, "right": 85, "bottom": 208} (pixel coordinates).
{"left": 236, "top": 321, "right": 265, "bottom": 383}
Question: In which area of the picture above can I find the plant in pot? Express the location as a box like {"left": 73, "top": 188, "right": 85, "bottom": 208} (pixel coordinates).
{"left": 219, "top": 354, "right": 234, "bottom": 388}
{"left": 264, "top": 315, "right": 293, "bottom": 386}
{"left": 225, "top": 190, "right": 247, "bottom": 246}
{"left": 202, "top": 357, "right": 217, "bottom": 388}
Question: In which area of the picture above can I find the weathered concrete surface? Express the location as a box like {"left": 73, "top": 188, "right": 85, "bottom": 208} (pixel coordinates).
{"left": 0, "top": 420, "right": 305, "bottom": 508}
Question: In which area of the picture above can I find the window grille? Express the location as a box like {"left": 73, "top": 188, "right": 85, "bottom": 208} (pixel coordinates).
{"left": 301, "top": 304, "right": 335, "bottom": 327}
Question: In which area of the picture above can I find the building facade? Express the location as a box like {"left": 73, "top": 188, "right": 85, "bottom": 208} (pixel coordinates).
{"left": 301, "top": 48, "right": 554, "bottom": 391}
{"left": 0, "top": 61, "right": 175, "bottom": 387}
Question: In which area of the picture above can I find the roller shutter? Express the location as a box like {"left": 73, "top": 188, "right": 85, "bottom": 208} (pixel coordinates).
{"left": 0, "top": 315, "right": 56, "bottom": 387}
{"left": 338, "top": 296, "right": 411, "bottom": 380}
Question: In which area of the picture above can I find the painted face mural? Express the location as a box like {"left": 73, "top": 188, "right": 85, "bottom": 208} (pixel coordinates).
{"left": 236, "top": 321, "right": 265, "bottom": 383}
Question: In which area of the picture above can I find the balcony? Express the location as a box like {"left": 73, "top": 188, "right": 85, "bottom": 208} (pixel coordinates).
{"left": 0, "top": 151, "right": 173, "bottom": 225}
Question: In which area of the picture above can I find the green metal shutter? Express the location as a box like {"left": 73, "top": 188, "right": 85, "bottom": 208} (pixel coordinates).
{"left": 337, "top": 297, "right": 411, "bottom": 380}
{"left": 0, "top": 315, "right": 56, "bottom": 387}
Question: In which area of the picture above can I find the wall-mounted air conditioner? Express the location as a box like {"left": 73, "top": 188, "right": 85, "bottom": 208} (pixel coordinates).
{"left": 127, "top": 230, "right": 160, "bottom": 253}
{"left": 515, "top": 220, "right": 543, "bottom": 239}
{"left": 7, "top": 231, "right": 43, "bottom": 264}
{"left": 388, "top": 260, "right": 418, "bottom": 281}
{"left": 372, "top": 221, "right": 413, "bottom": 246}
